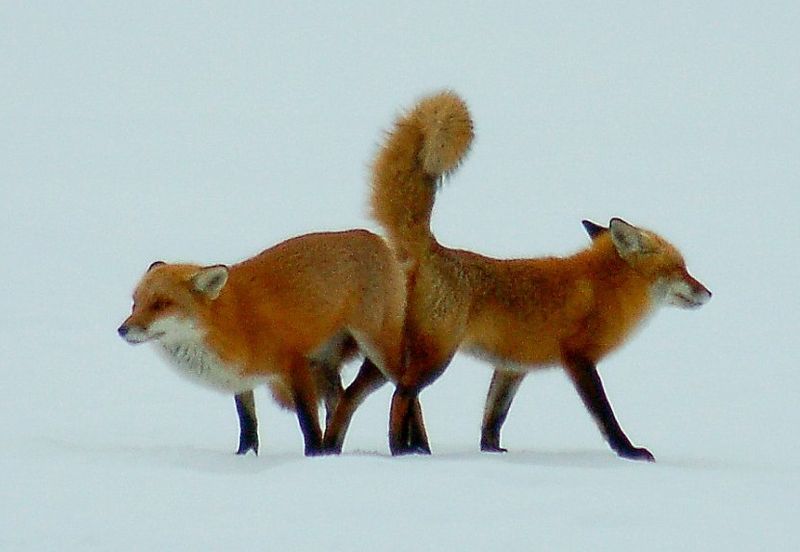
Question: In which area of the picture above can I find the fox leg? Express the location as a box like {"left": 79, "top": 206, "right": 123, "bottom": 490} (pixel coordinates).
{"left": 480, "top": 369, "right": 525, "bottom": 453}
{"left": 322, "top": 358, "right": 429, "bottom": 455}
{"left": 407, "top": 397, "right": 430, "bottom": 453}
{"left": 389, "top": 386, "right": 414, "bottom": 455}
{"left": 563, "top": 354, "right": 655, "bottom": 462}
{"left": 289, "top": 361, "right": 324, "bottom": 456}
{"left": 311, "top": 361, "right": 345, "bottom": 427}
{"left": 322, "top": 358, "right": 387, "bottom": 454}
{"left": 389, "top": 386, "right": 432, "bottom": 455}
{"left": 234, "top": 390, "right": 259, "bottom": 455}
{"left": 389, "top": 345, "right": 455, "bottom": 455}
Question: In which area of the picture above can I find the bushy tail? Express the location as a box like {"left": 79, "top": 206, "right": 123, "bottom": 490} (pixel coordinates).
{"left": 370, "top": 91, "right": 474, "bottom": 261}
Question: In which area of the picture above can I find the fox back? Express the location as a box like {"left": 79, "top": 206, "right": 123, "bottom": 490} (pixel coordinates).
{"left": 459, "top": 218, "right": 711, "bottom": 367}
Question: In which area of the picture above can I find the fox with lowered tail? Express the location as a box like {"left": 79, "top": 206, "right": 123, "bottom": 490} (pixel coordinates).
{"left": 119, "top": 230, "right": 406, "bottom": 456}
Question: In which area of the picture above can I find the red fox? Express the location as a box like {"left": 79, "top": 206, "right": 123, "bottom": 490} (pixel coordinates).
{"left": 118, "top": 230, "right": 406, "bottom": 456}
{"left": 327, "top": 91, "right": 711, "bottom": 461}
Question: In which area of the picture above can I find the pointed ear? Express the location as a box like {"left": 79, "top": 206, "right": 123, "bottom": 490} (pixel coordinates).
{"left": 581, "top": 220, "right": 607, "bottom": 240}
{"left": 148, "top": 261, "right": 166, "bottom": 272}
{"left": 609, "top": 218, "right": 646, "bottom": 257}
{"left": 192, "top": 265, "right": 229, "bottom": 299}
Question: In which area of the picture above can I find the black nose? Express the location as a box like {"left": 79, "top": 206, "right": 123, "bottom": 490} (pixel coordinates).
{"left": 117, "top": 325, "right": 129, "bottom": 337}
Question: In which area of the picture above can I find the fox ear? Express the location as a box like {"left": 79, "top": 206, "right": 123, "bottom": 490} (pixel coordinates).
{"left": 609, "top": 218, "right": 645, "bottom": 257}
{"left": 581, "top": 220, "right": 607, "bottom": 240}
{"left": 148, "top": 261, "right": 166, "bottom": 272}
{"left": 192, "top": 265, "right": 229, "bottom": 299}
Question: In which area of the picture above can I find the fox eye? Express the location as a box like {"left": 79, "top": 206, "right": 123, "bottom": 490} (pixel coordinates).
{"left": 151, "top": 299, "right": 172, "bottom": 311}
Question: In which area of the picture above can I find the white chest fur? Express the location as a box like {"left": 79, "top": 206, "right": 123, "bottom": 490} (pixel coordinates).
{"left": 156, "top": 340, "right": 263, "bottom": 394}
{"left": 143, "top": 315, "right": 264, "bottom": 394}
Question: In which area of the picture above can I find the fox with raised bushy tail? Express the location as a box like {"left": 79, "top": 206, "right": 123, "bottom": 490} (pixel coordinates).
{"left": 326, "top": 91, "right": 711, "bottom": 461}
{"left": 118, "top": 230, "right": 406, "bottom": 456}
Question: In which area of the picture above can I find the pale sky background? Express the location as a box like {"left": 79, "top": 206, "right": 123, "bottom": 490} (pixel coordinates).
{"left": 2, "top": 2, "right": 798, "bottom": 549}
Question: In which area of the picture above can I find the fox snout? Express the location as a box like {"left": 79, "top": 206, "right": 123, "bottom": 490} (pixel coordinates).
{"left": 694, "top": 283, "right": 712, "bottom": 305}
{"left": 117, "top": 318, "right": 150, "bottom": 344}
{"left": 670, "top": 272, "right": 712, "bottom": 309}
{"left": 117, "top": 322, "right": 141, "bottom": 344}
{"left": 685, "top": 272, "right": 712, "bottom": 305}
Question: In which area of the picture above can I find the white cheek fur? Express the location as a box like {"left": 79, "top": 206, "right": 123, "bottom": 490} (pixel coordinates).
{"left": 654, "top": 277, "right": 710, "bottom": 309}
{"left": 148, "top": 315, "right": 202, "bottom": 344}
{"left": 648, "top": 279, "right": 671, "bottom": 307}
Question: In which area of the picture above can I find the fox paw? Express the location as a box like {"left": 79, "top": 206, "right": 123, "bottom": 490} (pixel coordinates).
{"left": 391, "top": 444, "right": 432, "bottom": 456}
{"left": 319, "top": 443, "right": 343, "bottom": 456}
{"left": 235, "top": 441, "right": 258, "bottom": 456}
{"left": 616, "top": 446, "right": 655, "bottom": 462}
{"left": 480, "top": 441, "right": 508, "bottom": 453}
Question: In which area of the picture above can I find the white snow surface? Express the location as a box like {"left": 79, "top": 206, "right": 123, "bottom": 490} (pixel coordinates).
{"left": 2, "top": 2, "right": 798, "bottom": 550}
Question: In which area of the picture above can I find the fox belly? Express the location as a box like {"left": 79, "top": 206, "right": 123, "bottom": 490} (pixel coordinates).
{"left": 156, "top": 340, "right": 265, "bottom": 394}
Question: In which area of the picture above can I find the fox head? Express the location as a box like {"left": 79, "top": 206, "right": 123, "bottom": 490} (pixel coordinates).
{"left": 118, "top": 262, "right": 229, "bottom": 345}
{"left": 583, "top": 218, "right": 712, "bottom": 309}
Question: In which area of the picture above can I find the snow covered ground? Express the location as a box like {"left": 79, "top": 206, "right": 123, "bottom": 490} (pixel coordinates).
{"left": 2, "top": 2, "right": 798, "bottom": 550}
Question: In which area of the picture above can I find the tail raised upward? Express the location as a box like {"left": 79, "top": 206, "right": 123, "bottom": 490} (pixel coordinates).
{"left": 370, "top": 91, "right": 474, "bottom": 261}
